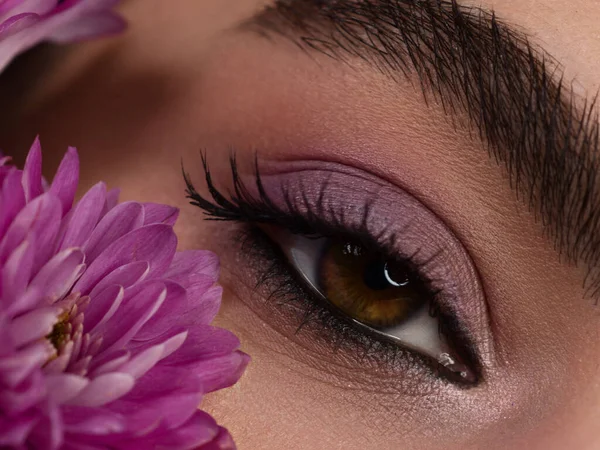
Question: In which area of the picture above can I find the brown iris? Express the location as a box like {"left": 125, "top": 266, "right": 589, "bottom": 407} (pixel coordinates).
{"left": 319, "top": 241, "right": 429, "bottom": 328}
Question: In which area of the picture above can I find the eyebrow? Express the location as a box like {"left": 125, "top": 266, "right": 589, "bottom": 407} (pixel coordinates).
{"left": 247, "top": 0, "right": 600, "bottom": 299}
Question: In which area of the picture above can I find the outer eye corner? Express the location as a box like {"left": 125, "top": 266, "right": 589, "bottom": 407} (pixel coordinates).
{"left": 272, "top": 229, "right": 478, "bottom": 384}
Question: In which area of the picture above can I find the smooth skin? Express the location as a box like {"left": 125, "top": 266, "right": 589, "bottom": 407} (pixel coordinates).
{"left": 1, "top": 1, "right": 600, "bottom": 449}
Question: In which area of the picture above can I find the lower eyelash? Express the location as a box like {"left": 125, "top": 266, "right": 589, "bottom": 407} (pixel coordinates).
{"left": 184, "top": 155, "right": 481, "bottom": 385}
{"left": 236, "top": 224, "right": 460, "bottom": 382}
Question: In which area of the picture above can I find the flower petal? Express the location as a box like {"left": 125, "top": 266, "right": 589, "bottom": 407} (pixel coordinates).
{"left": 111, "top": 390, "right": 203, "bottom": 434}
{"left": 95, "top": 281, "right": 167, "bottom": 354}
{"left": 28, "top": 400, "right": 63, "bottom": 450}
{"left": 21, "top": 136, "right": 43, "bottom": 201}
{"left": 58, "top": 182, "right": 107, "bottom": 250}
{"left": 82, "top": 201, "right": 144, "bottom": 263}
{"left": 0, "top": 340, "right": 54, "bottom": 388}
{"left": 88, "top": 349, "right": 129, "bottom": 376}
{"left": 9, "top": 306, "right": 59, "bottom": 348}
{"left": 142, "top": 203, "right": 179, "bottom": 226}
{"left": 0, "top": 411, "right": 38, "bottom": 448}
{"left": 45, "top": 373, "right": 89, "bottom": 404}
{"left": 50, "top": 8, "right": 125, "bottom": 42}
{"left": 165, "top": 250, "right": 219, "bottom": 285}
{"left": 67, "top": 372, "right": 135, "bottom": 407}
{"left": 1, "top": 238, "right": 35, "bottom": 310}
{"left": 201, "top": 426, "right": 236, "bottom": 450}
{"left": 88, "top": 260, "right": 149, "bottom": 298}
{"left": 61, "top": 405, "right": 126, "bottom": 435}
{"left": 192, "top": 351, "right": 250, "bottom": 394}
{"left": 83, "top": 284, "right": 124, "bottom": 332}
{"left": 48, "top": 146, "right": 79, "bottom": 216}
{"left": 119, "top": 344, "right": 164, "bottom": 379}
{"left": 29, "top": 247, "right": 85, "bottom": 303}
{"left": 134, "top": 281, "right": 187, "bottom": 341}
{"left": 0, "top": 193, "right": 61, "bottom": 269}
{"left": 0, "top": 371, "right": 46, "bottom": 415}
{"left": 144, "top": 411, "right": 221, "bottom": 450}
{"left": 74, "top": 224, "right": 177, "bottom": 295}
{"left": 0, "top": 169, "right": 25, "bottom": 238}
{"left": 105, "top": 187, "right": 120, "bottom": 210}
{"left": 0, "top": 0, "right": 56, "bottom": 22}
{"left": 162, "top": 326, "right": 241, "bottom": 365}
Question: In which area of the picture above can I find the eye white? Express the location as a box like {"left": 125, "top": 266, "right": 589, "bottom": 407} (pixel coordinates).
{"left": 273, "top": 231, "right": 473, "bottom": 381}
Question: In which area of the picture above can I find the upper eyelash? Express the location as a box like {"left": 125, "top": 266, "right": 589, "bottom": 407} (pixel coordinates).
{"left": 183, "top": 154, "right": 443, "bottom": 283}
{"left": 183, "top": 154, "right": 480, "bottom": 384}
{"left": 183, "top": 154, "right": 458, "bottom": 341}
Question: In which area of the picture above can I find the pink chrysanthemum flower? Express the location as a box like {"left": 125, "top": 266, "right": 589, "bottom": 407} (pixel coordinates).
{"left": 0, "top": 0, "right": 125, "bottom": 72}
{"left": 0, "top": 139, "right": 249, "bottom": 449}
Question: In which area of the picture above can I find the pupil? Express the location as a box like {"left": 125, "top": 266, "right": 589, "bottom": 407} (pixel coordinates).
{"left": 363, "top": 259, "right": 410, "bottom": 290}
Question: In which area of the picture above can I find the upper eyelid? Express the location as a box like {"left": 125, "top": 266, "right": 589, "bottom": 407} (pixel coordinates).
{"left": 247, "top": 0, "right": 600, "bottom": 301}
{"left": 185, "top": 155, "right": 496, "bottom": 370}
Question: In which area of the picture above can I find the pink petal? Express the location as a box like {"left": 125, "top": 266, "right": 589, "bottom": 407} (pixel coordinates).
{"left": 21, "top": 136, "right": 43, "bottom": 201}
{"left": 27, "top": 400, "right": 63, "bottom": 450}
{"left": 7, "top": 286, "right": 43, "bottom": 317}
{"left": 142, "top": 203, "right": 179, "bottom": 226}
{"left": 119, "top": 344, "right": 164, "bottom": 379}
{"left": 62, "top": 405, "right": 126, "bottom": 435}
{"left": 125, "top": 365, "right": 202, "bottom": 399}
{"left": 43, "top": 340, "right": 73, "bottom": 374}
{"left": 0, "top": 13, "right": 40, "bottom": 67}
{"left": 67, "top": 372, "right": 135, "bottom": 407}
{"left": 0, "top": 340, "right": 54, "bottom": 388}
{"left": 58, "top": 182, "right": 107, "bottom": 250}
{"left": 74, "top": 224, "right": 177, "bottom": 295}
{"left": 0, "top": 193, "right": 61, "bottom": 267}
{"left": 49, "top": 10, "right": 125, "bottom": 42}
{"left": 192, "top": 351, "right": 250, "bottom": 394}
{"left": 0, "top": 412, "right": 38, "bottom": 448}
{"left": 128, "top": 328, "right": 188, "bottom": 360}
{"left": 0, "top": 371, "right": 46, "bottom": 415}
{"left": 9, "top": 306, "right": 58, "bottom": 348}
{"left": 112, "top": 390, "right": 203, "bottom": 434}
{"left": 29, "top": 247, "right": 85, "bottom": 303}
{"left": 0, "top": 0, "right": 56, "bottom": 22}
{"left": 48, "top": 146, "right": 79, "bottom": 216}
{"left": 201, "top": 426, "right": 236, "bottom": 450}
{"left": 1, "top": 239, "right": 35, "bottom": 309}
{"left": 82, "top": 201, "right": 144, "bottom": 263}
{"left": 105, "top": 187, "right": 120, "bottom": 210}
{"left": 163, "top": 326, "right": 241, "bottom": 365}
{"left": 83, "top": 284, "right": 124, "bottom": 332}
{"left": 95, "top": 281, "right": 167, "bottom": 354}
{"left": 45, "top": 373, "right": 89, "bottom": 403}
{"left": 146, "top": 411, "right": 221, "bottom": 450}
{"left": 186, "top": 284, "right": 222, "bottom": 326}
{"left": 89, "top": 349, "right": 130, "bottom": 376}
{"left": 135, "top": 281, "right": 187, "bottom": 341}
{"left": 0, "top": 169, "right": 25, "bottom": 238}
{"left": 165, "top": 250, "right": 219, "bottom": 285}
{"left": 88, "top": 260, "right": 149, "bottom": 298}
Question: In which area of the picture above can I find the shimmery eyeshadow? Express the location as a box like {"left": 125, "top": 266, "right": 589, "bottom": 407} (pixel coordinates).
{"left": 250, "top": 160, "right": 493, "bottom": 366}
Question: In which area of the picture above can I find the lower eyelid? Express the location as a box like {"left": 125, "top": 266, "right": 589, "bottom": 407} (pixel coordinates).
{"left": 186, "top": 156, "right": 493, "bottom": 383}
{"left": 222, "top": 224, "right": 469, "bottom": 392}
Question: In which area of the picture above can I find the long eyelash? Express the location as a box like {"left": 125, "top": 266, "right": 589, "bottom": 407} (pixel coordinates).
{"left": 184, "top": 154, "right": 442, "bottom": 280}
{"left": 184, "top": 154, "right": 479, "bottom": 383}
{"left": 236, "top": 225, "right": 434, "bottom": 371}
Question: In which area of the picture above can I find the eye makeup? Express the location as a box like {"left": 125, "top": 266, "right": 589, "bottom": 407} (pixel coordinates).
{"left": 185, "top": 156, "right": 493, "bottom": 386}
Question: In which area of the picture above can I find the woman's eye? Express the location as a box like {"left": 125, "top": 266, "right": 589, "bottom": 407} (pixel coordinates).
{"left": 275, "top": 231, "right": 476, "bottom": 383}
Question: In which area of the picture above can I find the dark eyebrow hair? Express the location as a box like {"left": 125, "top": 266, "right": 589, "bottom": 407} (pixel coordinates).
{"left": 247, "top": 0, "right": 600, "bottom": 300}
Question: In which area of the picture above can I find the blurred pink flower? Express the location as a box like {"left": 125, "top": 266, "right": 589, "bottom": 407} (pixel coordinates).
{"left": 0, "top": 0, "right": 125, "bottom": 72}
{"left": 0, "top": 138, "right": 248, "bottom": 449}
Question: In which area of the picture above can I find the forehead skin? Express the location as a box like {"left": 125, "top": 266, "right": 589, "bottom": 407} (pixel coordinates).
{"left": 1, "top": 1, "right": 600, "bottom": 449}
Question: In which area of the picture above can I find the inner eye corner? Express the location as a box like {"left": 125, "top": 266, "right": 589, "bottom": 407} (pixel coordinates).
{"left": 263, "top": 229, "right": 479, "bottom": 384}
